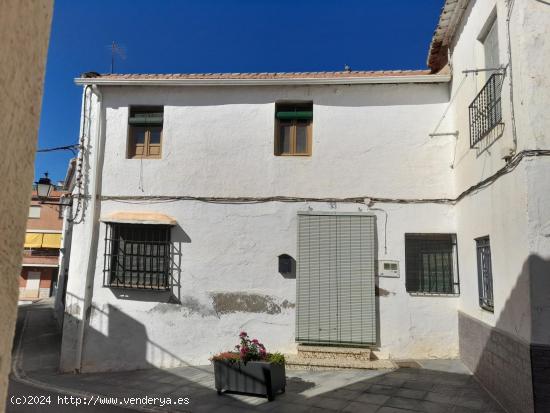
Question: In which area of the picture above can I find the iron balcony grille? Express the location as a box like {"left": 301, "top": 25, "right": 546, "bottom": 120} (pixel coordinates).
{"left": 405, "top": 234, "right": 460, "bottom": 295}
{"left": 476, "top": 237, "right": 494, "bottom": 312}
{"left": 103, "top": 223, "right": 171, "bottom": 291}
{"left": 469, "top": 72, "right": 505, "bottom": 148}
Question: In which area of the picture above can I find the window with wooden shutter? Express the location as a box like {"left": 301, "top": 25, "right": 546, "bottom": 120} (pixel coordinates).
{"left": 127, "top": 106, "right": 164, "bottom": 159}
{"left": 275, "top": 103, "right": 312, "bottom": 156}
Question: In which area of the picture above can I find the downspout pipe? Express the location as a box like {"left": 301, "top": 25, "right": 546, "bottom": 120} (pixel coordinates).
{"left": 75, "top": 84, "right": 104, "bottom": 373}
{"left": 54, "top": 197, "right": 72, "bottom": 326}
{"left": 506, "top": 0, "right": 518, "bottom": 152}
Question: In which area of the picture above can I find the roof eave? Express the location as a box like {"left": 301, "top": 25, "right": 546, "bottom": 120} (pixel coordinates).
{"left": 427, "top": 0, "right": 471, "bottom": 72}
{"left": 74, "top": 74, "right": 451, "bottom": 87}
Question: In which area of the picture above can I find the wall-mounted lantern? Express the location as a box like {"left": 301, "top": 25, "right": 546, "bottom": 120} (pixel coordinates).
{"left": 34, "top": 172, "right": 72, "bottom": 207}
{"left": 35, "top": 172, "right": 53, "bottom": 200}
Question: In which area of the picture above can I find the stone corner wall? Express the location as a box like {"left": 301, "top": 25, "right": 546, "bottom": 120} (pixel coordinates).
{"left": 531, "top": 344, "right": 550, "bottom": 413}
{"left": 458, "top": 311, "right": 534, "bottom": 413}
{"left": 0, "top": 0, "right": 53, "bottom": 410}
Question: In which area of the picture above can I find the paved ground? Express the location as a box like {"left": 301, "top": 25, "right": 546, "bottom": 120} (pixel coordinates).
{"left": 6, "top": 300, "right": 505, "bottom": 413}
{"left": 7, "top": 301, "right": 137, "bottom": 413}
{"left": 6, "top": 379, "right": 137, "bottom": 413}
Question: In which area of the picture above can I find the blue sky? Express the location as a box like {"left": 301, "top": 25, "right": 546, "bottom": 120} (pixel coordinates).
{"left": 36, "top": 0, "right": 443, "bottom": 183}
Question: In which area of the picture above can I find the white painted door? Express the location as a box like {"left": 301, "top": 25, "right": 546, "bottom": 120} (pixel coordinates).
{"left": 27, "top": 271, "right": 41, "bottom": 296}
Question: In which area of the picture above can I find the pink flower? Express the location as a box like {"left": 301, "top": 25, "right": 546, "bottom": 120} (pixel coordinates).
{"left": 252, "top": 339, "right": 259, "bottom": 344}
{"left": 239, "top": 331, "right": 247, "bottom": 337}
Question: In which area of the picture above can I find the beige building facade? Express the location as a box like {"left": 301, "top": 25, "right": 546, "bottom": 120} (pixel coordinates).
{"left": 0, "top": 0, "right": 53, "bottom": 410}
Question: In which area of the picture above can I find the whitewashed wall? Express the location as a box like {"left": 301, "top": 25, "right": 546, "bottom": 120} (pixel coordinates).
{"left": 100, "top": 84, "right": 453, "bottom": 199}
{"left": 62, "top": 81, "right": 465, "bottom": 371}
{"left": 448, "top": 0, "right": 550, "bottom": 344}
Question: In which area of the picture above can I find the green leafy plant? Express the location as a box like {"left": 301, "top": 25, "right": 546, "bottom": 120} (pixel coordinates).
{"left": 266, "top": 352, "right": 285, "bottom": 365}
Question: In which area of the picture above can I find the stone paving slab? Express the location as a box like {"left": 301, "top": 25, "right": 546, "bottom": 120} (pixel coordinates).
{"left": 13, "top": 302, "right": 505, "bottom": 412}
{"left": 36, "top": 363, "right": 505, "bottom": 412}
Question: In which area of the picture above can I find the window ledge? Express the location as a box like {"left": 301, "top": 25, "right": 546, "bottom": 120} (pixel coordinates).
{"left": 408, "top": 292, "right": 460, "bottom": 297}
{"left": 275, "top": 154, "right": 312, "bottom": 157}
{"left": 106, "top": 284, "right": 170, "bottom": 292}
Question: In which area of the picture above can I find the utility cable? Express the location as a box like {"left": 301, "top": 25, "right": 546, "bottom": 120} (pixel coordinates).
{"left": 37, "top": 144, "right": 80, "bottom": 154}
{"left": 506, "top": 0, "right": 518, "bottom": 151}
{"left": 99, "top": 149, "right": 550, "bottom": 206}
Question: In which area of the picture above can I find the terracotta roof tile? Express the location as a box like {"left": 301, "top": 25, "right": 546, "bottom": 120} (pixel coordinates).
{"left": 427, "top": 0, "right": 470, "bottom": 72}
{"left": 82, "top": 69, "right": 433, "bottom": 80}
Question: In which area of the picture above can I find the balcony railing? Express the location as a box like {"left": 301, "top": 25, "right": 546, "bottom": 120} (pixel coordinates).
{"left": 469, "top": 72, "right": 505, "bottom": 148}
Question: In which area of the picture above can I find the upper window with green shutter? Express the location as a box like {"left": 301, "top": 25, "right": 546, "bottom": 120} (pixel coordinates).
{"left": 275, "top": 102, "right": 312, "bottom": 156}
{"left": 127, "top": 106, "right": 164, "bottom": 159}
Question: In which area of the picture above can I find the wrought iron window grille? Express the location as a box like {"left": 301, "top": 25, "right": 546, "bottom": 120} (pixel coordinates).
{"left": 469, "top": 71, "right": 505, "bottom": 148}
{"left": 476, "top": 236, "right": 494, "bottom": 312}
{"left": 405, "top": 234, "right": 460, "bottom": 295}
{"left": 103, "top": 223, "right": 171, "bottom": 291}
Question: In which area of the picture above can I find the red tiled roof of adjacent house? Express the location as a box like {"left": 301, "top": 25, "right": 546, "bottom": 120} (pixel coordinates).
{"left": 427, "top": 0, "right": 470, "bottom": 72}
{"left": 31, "top": 189, "right": 66, "bottom": 200}
{"left": 81, "top": 70, "right": 433, "bottom": 80}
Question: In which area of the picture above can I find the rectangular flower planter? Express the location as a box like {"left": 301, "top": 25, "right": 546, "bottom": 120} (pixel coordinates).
{"left": 213, "top": 360, "right": 286, "bottom": 401}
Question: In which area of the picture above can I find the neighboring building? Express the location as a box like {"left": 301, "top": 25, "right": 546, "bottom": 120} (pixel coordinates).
{"left": 60, "top": 1, "right": 549, "bottom": 411}
{"left": 20, "top": 188, "right": 66, "bottom": 301}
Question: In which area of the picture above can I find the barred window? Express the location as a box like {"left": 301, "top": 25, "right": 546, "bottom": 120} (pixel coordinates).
{"left": 476, "top": 236, "right": 494, "bottom": 312}
{"left": 405, "top": 234, "right": 460, "bottom": 295}
{"left": 104, "top": 223, "right": 171, "bottom": 290}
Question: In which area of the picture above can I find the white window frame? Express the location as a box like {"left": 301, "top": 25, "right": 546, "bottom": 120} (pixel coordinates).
{"left": 29, "top": 205, "right": 41, "bottom": 219}
{"left": 476, "top": 9, "right": 500, "bottom": 84}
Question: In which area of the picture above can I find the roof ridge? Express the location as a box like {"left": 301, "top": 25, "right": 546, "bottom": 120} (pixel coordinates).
{"left": 97, "top": 69, "right": 430, "bottom": 77}
{"left": 79, "top": 69, "right": 435, "bottom": 82}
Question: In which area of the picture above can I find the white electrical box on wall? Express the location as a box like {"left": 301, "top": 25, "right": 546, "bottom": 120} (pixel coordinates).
{"left": 378, "top": 260, "right": 400, "bottom": 278}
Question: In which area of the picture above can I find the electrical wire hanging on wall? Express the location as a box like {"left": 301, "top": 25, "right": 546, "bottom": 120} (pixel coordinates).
{"left": 69, "top": 85, "right": 92, "bottom": 224}
{"left": 99, "top": 149, "right": 550, "bottom": 206}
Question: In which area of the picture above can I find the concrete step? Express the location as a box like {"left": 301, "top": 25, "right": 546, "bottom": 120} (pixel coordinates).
{"left": 285, "top": 354, "right": 396, "bottom": 370}
{"left": 296, "top": 345, "right": 372, "bottom": 361}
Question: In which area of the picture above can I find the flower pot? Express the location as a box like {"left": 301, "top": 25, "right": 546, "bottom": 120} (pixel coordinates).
{"left": 213, "top": 360, "right": 286, "bottom": 401}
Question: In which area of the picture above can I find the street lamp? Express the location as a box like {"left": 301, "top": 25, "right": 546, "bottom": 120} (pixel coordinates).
{"left": 35, "top": 172, "right": 54, "bottom": 200}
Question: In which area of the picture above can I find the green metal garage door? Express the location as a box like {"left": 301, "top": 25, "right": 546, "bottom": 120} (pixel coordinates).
{"left": 296, "top": 212, "right": 376, "bottom": 345}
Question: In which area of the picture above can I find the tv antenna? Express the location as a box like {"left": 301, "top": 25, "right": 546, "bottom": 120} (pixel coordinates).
{"left": 108, "top": 41, "right": 126, "bottom": 73}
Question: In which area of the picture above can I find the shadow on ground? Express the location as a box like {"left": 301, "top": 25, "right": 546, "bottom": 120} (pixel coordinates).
{"left": 8, "top": 299, "right": 504, "bottom": 413}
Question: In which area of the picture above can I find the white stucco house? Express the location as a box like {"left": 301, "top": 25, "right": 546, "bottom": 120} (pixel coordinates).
{"left": 58, "top": 1, "right": 550, "bottom": 411}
